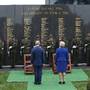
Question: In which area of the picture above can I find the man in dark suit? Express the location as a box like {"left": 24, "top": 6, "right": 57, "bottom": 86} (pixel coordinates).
{"left": 31, "top": 40, "right": 44, "bottom": 85}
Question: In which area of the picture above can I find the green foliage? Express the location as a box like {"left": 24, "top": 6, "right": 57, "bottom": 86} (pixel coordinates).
{"left": 73, "top": 69, "right": 90, "bottom": 90}
{"left": 87, "top": 81, "right": 90, "bottom": 90}
{"left": 73, "top": 81, "right": 87, "bottom": 90}
{"left": 84, "top": 70, "right": 90, "bottom": 79}
{"left": 84, "top": 70, "right": 90, "bottom": 90}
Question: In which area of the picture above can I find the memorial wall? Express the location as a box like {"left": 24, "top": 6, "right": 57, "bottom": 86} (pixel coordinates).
{"left": 0, "top": 5, "right": 90, "bottom": 65}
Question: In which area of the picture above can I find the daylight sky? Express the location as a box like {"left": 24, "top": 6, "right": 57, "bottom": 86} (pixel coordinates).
{"left": 0, "top": 0, "right": 45, "bottom": 5}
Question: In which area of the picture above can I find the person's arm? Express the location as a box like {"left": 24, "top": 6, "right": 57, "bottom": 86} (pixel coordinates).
{"left": 68, "top": 53, "right": 71, "bottom": 64}
{"left": 66, "top": 48, "right": 69, "bottom": 64}
{"left": 42, "top": 48, "right": 45, "bottom": 64}
{"left": 31, "top": 48, "right": 34, "bottom": 64}
{"left": 55, "top": 49, "right": 58, "bottom": 65}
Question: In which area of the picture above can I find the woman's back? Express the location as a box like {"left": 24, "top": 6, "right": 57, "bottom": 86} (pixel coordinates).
{"left": 56, "top": 48, "right": 68, "bottom": 62}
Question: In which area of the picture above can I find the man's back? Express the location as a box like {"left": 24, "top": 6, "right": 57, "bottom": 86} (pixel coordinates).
{"left": 31, "top": 46, "right": 44, "bottom": 66}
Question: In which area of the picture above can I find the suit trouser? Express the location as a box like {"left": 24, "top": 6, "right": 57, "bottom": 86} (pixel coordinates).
{"left": 33, "top": 65, "right": 42, "bottom": 83}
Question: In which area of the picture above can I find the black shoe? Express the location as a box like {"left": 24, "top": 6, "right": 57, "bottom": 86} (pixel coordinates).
{"left": 37, "top": 82, "right": 41, "bottom": 85}
{"left": 58, "top": 81, "right": 62, "bottom": 84}
{"left": 62, "top": 81, "right": 65, "bottom": 84}
{"left": 34, "top": 82, "right": 38, "bottom": 85}
{"left": 34, "top": 82, "right": 41, "bottom": 85}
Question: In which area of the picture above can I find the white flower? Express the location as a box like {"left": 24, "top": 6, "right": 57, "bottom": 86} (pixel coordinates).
{"left": 9, "top": 46, "right": 12, "bottom": 49}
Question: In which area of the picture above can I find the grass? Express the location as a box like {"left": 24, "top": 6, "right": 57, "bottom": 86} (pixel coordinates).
{"left": 0, "top": 69, "right": 90, "bottom": 90}
{"left": 73, "top": 81, "right": 88, "bottom": 90}
{"left": 73, "top": 69, "right": 90, "bottom": 90}
{"left": 0, "top": 71, "right": 27, "bottom": 90}
{"left": 84, "top": 69, "right": 90, "bottom": 79}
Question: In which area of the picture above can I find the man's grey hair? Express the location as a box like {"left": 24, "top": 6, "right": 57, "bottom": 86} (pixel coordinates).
{"left": 59, "top": 41, "right": 65, "bottom": 47}
{"left": 35, "top": 40, "right": 40, "bottom": 45}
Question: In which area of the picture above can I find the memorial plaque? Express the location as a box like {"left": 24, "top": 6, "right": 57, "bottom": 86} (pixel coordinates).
{"left": 24, "top": 17, "right": 32, "bottom": 48}
{"left": 7, "top": 17, "right": 14, "bottom": 46}
{"left": 41, "top": 17, "right": 49, "bottom": 47}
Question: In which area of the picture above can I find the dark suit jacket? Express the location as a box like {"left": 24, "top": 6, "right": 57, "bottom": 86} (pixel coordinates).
{"left": 31, "top": 46, "right": 44, "bottom": 66}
